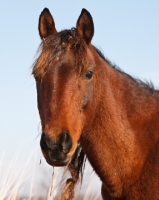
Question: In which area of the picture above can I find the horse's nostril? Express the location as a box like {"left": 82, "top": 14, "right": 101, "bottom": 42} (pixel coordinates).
{"left": 40, "top": 132, "right": 49, "bottom": 151}
{"left": 40, "top": 131, "right": 72, "bottom": 154}
{"left": 59, "top": 131, "right": 72, "bottom": 153}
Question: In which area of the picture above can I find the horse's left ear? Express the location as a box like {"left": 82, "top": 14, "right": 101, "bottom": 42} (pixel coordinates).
{"left": 76, "top": 9, "right": 94, "bottom": 44}
{"left": 38, "top": 8, "right": 57, "bottom": 39}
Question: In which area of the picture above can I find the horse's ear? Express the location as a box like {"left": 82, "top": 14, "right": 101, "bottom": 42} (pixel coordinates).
{"left": 76, "top": 9, "right": 94, "bottom": 44}
{"left": 38, "top": 8, "right": 57, "bottom": 39}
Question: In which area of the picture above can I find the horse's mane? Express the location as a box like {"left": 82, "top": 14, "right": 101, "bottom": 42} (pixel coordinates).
{"left": 94, "top": 46, "right": 159, "bottom": 95}
{"left": 32, "top": 28, "right": 86, "bottom": 78}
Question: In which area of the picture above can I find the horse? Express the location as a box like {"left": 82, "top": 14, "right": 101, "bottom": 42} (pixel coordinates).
{"left": 32, "top": 8, "right": 159, "bottom": 200}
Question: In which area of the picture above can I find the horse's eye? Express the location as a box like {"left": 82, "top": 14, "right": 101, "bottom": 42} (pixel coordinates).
{"left": 85, "top": 71, "right": 94, "bottom": 80}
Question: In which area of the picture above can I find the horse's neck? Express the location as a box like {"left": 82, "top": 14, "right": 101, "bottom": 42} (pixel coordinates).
{"left": 98, "top": 61, "right": 159, "bottom": 140}
{"left": 81, "top": 59, "right": 159, "bottom": 198}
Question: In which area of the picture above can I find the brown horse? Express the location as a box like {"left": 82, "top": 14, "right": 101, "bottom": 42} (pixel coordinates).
{"left": 32, "top": 8, "right": 159, "bottom": 200}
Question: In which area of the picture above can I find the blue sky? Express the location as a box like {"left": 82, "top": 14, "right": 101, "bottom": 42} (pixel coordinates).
{"left": 0, "top": 0, "right": 159, "bottom": 186}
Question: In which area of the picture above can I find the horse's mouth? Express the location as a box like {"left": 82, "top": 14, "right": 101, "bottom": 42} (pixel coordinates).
{"left": 42, "top": 151, "right": 71, "bottom": 167}
{"left": 46, "top": 158, "right": 70, "bottom": 167}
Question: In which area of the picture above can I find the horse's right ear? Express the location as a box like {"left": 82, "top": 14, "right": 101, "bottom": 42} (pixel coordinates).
{"left": 76, "top": 9, "right": 94, "bottom": 44}
{"left": 38, "top": 8, "right": 57, "bottom": 40}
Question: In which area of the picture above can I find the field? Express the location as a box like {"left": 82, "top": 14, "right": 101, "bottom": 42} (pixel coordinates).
{"left": 0, "top": 150, "right": 101, "bottom": 200}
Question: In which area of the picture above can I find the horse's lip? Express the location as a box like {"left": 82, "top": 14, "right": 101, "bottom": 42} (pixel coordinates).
{"left": 45, "top": 156, "right": 70, "bottom": 167}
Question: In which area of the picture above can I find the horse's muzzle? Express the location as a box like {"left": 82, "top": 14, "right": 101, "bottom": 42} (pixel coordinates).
{"left": 40, "top": 131, "right": 73, "bottom": 166}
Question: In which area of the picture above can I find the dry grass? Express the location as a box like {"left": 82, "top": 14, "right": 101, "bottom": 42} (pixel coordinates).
{"left": 0, "top": 152, "right": 30, "bottom": 200}
{"left": 0, "top": 150, "right": 101, "bottom": 200}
